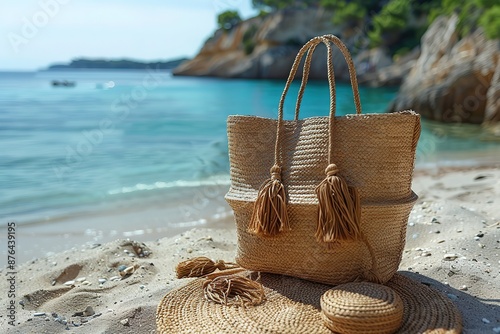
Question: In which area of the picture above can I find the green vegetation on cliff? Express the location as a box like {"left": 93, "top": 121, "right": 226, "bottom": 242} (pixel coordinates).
{"left": 428, "top": 0, "right": 500, "bottom": 39}
{"left": 217, "top": 10, "right": 242, "bottom": 30}
{"left": 220, "top": 0, "right": 499, "bottom": 57}
{"left": 368, "top": 0, "right": 410, "bottom": 46}
{"left": 320, "top": 0, "right": 377, "bottom": 26}
{"left": 480, "top": 6, "right": 500, "bottom": 39}
{"left": 251, "top": 0, "right": 320, "bottom": 11}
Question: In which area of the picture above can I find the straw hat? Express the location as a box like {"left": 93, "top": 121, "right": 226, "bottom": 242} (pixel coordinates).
{"left": 156, "top": 271, "right": 462, "bottom": 334}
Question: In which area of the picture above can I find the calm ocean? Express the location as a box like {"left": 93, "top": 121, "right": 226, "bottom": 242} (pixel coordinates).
{"left": 1, "top": 69, "right": 499, "bottom": 228}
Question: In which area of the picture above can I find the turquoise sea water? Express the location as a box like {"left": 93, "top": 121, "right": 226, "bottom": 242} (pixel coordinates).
{"left": 1, "top": 70, "right": 499, "bottom": 226}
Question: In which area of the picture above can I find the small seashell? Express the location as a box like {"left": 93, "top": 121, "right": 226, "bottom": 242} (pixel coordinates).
{"left": 98, "top": 278, "right": 107, "bottom": 284}
{"left": 76, "top": 277, "right": 86, "bottom": 282}
{"left": 118, "top": 265, "right": 127, "bottom": 272}
{"left": 482, "top": 318, "right": 490, "bottom": 324}
{"left": 63, "top": 280, "right": 75, "bottom": 286}
{"left": 459, "top": 285, "right": 468, "bottom": 291}
{"left": 83, "top": 306, "right": 95, "bottom": 317}
{"left": 443, "top": 254, "right": 458, "bottom": 261}
{"left": 119, "top": 265, "right": 138, "bottom": 277}
{"left": 34, "top": 312, "right": 46, "bottom": 317}
{"left": 421, "top": 251, "right": 432, "bottom": 257}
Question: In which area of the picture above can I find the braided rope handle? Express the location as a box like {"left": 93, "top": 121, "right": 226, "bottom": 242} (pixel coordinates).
{"left": 294, "top": 35, "right": 362, "bottom": 120}
{"left": 273, "top": 35, "right": 363, "bottom": 167}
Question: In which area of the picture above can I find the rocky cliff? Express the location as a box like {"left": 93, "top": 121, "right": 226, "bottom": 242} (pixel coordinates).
{"left": 173, "top": 8, "right": 411, "bottom": 84}
{"left": 174, "top": 9, "right": 336, "bottom": 79}
{"left": 175, "top": 10, "right": 499, "bottom": 125}
{"left": 389, "top": 15, "right": 500, "bottom": 125}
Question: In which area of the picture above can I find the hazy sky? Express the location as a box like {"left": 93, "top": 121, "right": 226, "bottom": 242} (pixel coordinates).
{"left": 0, "top": 0, "right": 256, "bottom": 70}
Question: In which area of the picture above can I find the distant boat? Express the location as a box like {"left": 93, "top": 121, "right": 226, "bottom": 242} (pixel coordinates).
{"left": 51, "top": 80, "right": 76, "bottom": 87}
{"left": 95, "top": 81, "right": 115, "bottom": 89}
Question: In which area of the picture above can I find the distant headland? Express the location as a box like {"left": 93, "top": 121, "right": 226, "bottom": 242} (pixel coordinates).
{"left": 47, "top": 58, "right": 189, "bottom": 70}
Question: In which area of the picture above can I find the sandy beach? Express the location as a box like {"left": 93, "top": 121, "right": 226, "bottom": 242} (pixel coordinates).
{"left": 1, "top": 166, "right": 499, "bottom": 333}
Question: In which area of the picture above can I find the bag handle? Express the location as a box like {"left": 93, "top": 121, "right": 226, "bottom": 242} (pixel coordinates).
{"left": 275, "top": 35, "right": 362, "bottom": 168}
{"left": 293, "top": 34, "right": 362, "bottom": 121}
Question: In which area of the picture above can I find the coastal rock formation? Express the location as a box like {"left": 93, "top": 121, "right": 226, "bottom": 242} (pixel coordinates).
{"left": 355, "top": 47, "right": 420, "bottom": 87}
{"left": 174, "top": 8, "right": 419, "bottom": 85}
{"left": 176, "top": 8, "right": 414, "bottom": 84}
{"left": 389, "top": 15, "right": 500, "bottom": 124}
{"left": 485, "top": 61, "right": 500, "bottom": 123}
{"left": 174, "top": 9, "right": 342, "bottom": 79}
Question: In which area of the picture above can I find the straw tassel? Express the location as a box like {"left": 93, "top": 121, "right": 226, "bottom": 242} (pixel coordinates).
{"left": 249, "top": 165, "right": 290, "bottom": 236}
{"left": 315, "top": 163, "right": 361, "bottom": 244}
{"left": 176, "top": 257, "right": 238, "bottom": 278}
{"left": 203, "top": 274, "right": 265, "bottom": 307}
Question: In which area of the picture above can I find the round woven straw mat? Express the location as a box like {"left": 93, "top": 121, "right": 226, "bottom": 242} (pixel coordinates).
{"left": 156, "top": 272, "right": 462, "bottom": 334}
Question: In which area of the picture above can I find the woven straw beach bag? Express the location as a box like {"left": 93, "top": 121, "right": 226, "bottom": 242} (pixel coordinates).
{"left": 225, "top": 35, "right": 420, "bottom": 285}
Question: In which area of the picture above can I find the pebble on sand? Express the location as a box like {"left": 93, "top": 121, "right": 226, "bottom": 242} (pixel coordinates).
{"left": 120, "top": 318, "right": 130, "bottom": 326}
{"left": 443, "top": 254, "right": 459, "bottom": 261}
{"left": 83, "top": 306, "right": 95, "bottom": 317}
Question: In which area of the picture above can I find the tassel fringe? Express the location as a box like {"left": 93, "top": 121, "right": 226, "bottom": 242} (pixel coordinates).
{"left": 176, "top": 257, "right": 239, "bottom": 278}
{"left": 203, "top": 273, "right": 265, "bottom": 307}
{"left": 249, "top": 165, "right": 290, "bottom": 236}
{"left": 315, "top": 163, "right": 362, "bottom": 244}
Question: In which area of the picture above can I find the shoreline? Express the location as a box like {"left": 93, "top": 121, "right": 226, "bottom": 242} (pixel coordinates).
{"left": 0, "top": 165, "right": 498, "bottom": 332}
{"left": 0, "top": 183, "right": 233, "bottom": 267}
{"left": 2, "top": 157, "right": 499, "bottom": 268}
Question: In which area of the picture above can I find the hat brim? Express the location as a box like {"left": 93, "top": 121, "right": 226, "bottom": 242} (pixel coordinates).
{"left": 156, "top": 272, "right": 462, "bottom": 334}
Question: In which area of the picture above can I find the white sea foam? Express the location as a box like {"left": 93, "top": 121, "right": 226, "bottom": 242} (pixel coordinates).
{"left": 107, "top": 175, "right": 231, "bottom": 195}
